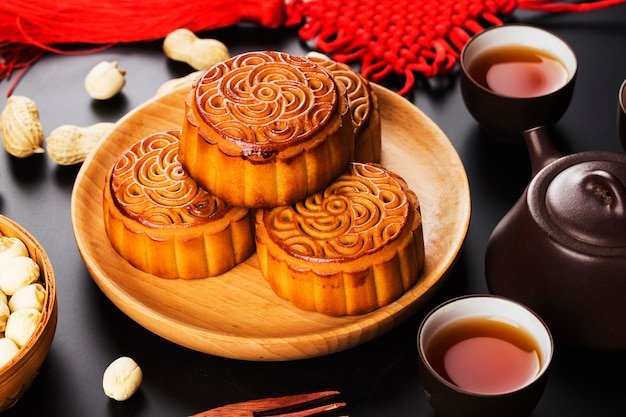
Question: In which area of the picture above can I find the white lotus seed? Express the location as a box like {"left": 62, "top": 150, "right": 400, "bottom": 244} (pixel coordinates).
{"left": 5, "top": 308, "right": 41, "bottom": 347}
{"left": 0, "top": 236, "right": 28, "bottom": 264}
{"left": 0, "top": 337, "right": 19, "bottom": 368}
{"left": 0, "top": 256, "right": 40, "bottom": 295}
{"left": 103, "top": 356, "right": 143, "bottom": 401}
{"left": 9, "top": 283, "right": 46, "bottom": 312}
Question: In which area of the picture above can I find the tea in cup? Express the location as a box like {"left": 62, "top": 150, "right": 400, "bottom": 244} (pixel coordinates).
{"left": 618, "top": 78, "right": 626, "bottom": 151}
{"left": 460, "top": 24, "right": 577, "bottom": 142}
{"left": 417, "top": 295, "right": 553, "bottom": 417}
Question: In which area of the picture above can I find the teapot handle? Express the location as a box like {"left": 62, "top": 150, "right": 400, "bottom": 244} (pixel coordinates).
{"left": 524, "top": 126, "right": 562, "bottom": 177}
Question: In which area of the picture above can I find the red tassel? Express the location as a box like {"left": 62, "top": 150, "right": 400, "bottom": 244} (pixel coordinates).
{"left": 0, "top": 0, "right": 286, "bottom": 94}
{"left": 0, "top": 0, "right": 284, "bottom": 45}
{"left": 0, "top": 41, "right": 45, "bottom": 96}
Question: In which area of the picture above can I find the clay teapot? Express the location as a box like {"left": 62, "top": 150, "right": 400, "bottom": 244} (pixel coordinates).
{"left": 486, "top": 126, "right": 626, "bottom": 350}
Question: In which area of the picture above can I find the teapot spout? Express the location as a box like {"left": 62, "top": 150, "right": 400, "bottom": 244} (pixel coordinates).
{"left": 524, "top": 126, "right": 562, "bottom": 176}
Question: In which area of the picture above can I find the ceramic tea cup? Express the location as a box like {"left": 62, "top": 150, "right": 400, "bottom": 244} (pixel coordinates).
{"left": 618, "top": 78, "right": 626, "bottom": 151}
{"left": 417, "top": 295, "right": 553, "bottom": 417}
{"left": 460, "top": 24, "right": 577, "bottom": 142}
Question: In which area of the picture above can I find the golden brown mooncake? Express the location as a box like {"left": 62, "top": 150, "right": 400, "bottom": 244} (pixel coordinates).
{"left": 179, "top": 50, "right": 355, "bottom": 209}
{"left": 255, "top": 161, "right": 425, "bottom": 316}
{"left": 307, "top": 54, "right": 382, "bottom": 163}
{"left": 103, "top": 129, "right": 255, "bottom": 279}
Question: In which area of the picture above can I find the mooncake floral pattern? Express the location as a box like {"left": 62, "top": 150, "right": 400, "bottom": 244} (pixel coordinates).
{"left": 110, "top": 130, "right": 228, "bottom": 226}
{"left": 195, "top": 51, "right": 337, "bottom": 144}
{"left": 264, "top": 162, "right": 410, "bottom": 259}
{"left": 309, "top": 56, "right": 371, "bottom": 132}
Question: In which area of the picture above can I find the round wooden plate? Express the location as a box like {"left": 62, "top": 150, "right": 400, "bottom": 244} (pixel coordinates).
{"left": 71, "top": 83, "right": 470, "bottom": 361}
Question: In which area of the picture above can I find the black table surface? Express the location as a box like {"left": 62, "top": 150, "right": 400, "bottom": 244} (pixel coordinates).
{"left": 2, "top": 6, "right": 626, "bottom": 416}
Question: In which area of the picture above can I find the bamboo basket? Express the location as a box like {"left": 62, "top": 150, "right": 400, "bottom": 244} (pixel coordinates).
{"left": 0, "top": 214, "right": 57, "bottom": 412}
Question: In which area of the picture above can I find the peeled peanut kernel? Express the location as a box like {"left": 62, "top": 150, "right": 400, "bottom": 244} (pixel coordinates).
{"left": 0, "top": 95, "right": 45, "bottom": 158}
{"left": 0, "top": 302, "right": 9, "bottom": 332}
{"left": 0, "top": 256, "right": 40, "bottom": 295}
{"left": 163, "top": 28, "right": 229, "bottom": 70}
{"left": 0, "top": 290, "right": 7, "bottom": 306}
{"left": 103, "top": 356, "right": 143, "bottom": 401}
{"left": 5, "top": 308, "right": 41, "bottom": 347}
{"left": 0, "top": 236, "right": 29, "bottom": 264}
{"left": 9, "top": 283, "right": 45, "bottom": 313}
{"left": 46, "top": 122, "right": 115, "bottom": 165}
{"left": 0, "top": 337, "right": 19, "bottom": 368}
{"left": 85, "top": 61, "right": 126, "bottom": 100}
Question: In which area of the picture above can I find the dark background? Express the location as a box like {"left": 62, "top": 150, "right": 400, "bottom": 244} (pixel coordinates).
{"left": 1, "top": 5, "right": 626, "bottom": 416}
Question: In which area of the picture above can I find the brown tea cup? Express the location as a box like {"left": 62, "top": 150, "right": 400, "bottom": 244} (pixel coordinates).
{"left": 618, "top": 78, "right": 626, "bottom": 151}
{"left": 460, "top": 24, "right": 577, "bottom": 142}
{"left": 417, "top": 295, "right": 553, "bottom": 417}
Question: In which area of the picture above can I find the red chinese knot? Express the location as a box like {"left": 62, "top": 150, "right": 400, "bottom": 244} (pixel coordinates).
{"left": 286, "top": 0, "right": 626, "bottom": 94}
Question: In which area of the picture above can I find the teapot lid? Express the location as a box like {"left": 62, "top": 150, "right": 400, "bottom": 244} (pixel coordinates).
{"left": 530, "top": 151, "right": 626, "bottom": 253}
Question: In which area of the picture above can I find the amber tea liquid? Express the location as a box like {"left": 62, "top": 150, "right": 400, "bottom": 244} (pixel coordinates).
{"left": 468, "top": 45, "right": 568, "bottom": 98}
{"left": 425, "top": 317, "right": 542, "bottom": 394}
